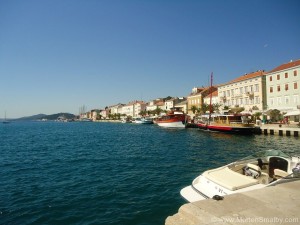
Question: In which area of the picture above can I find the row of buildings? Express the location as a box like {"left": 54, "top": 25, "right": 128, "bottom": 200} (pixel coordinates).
{"left": 82, "top": 59, "right": 300, "bottom": 123}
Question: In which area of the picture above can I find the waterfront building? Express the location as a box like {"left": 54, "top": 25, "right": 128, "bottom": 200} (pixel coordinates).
{"left": 146, "top": 98, "right": 165, "bottom": 112}
{"left": 100, "top": 108, "right": 109, "bottom": 119}
{"left": 174, "top": 99, "right": 188, "bottom": 114}
{"left": 187, "top": 86, "right": 217, "bottom": 117}
{"left": 121, "top": 101, "right": 146, "bottom": 118}
{"left": 266, "top": 59, "right": 300, "bottom": 122}
{"left": 203, "top": 90, "right": 219, "bottom": 111}
{"left": 109, "top": 103, "right": 125, "bottom": 115}
{"left": 164, "top": 97, "right": 186, "bottom": 111}
{"left": 90, "top": 109, "right": 100, "bottom": 121}
{"left": 217, "top": 70, "right": 266, "bottom": 113}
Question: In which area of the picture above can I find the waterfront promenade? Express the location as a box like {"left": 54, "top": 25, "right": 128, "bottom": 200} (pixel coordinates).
{"left": 166, "top": 180, "right": 300, "bottom": 225}
{"left": 257, "top": 123, "right": 300, "bottom": 137}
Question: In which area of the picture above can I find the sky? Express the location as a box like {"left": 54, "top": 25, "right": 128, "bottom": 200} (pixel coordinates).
{"left": 1, "top": 0, "right": 300, "bottom": 118}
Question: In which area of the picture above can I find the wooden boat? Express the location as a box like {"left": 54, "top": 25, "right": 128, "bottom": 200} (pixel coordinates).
{"left": 196, "top": 113, "right": 256, "bottom": 134}
{"left": 156, "top": 111, "right": 187, "bottom": 128}
{"left": 196, "top": 72, "right": 255, "bottom": 134}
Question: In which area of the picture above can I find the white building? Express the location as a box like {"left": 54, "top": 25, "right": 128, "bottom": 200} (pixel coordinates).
{"left": 109, "top": 103, "right": 124, "bottom": 115}
{"left": 218, "top": 71, "right": 266, "bottom": 112}
{"left": 266, "top": 59, "right": 300, "bottom": 122}
{"left": 121, "top": 101, "right": 146, "bottom": 118}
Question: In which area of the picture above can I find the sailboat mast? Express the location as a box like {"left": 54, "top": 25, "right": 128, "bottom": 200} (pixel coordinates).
{"left": 209, "top": 73, "right": 213, "bottom": 113}
{"left": 208, "top": 72, "right": 213, "bottom": 124}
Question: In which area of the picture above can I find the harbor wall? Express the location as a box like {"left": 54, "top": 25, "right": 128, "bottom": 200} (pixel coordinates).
{"left": 254, "top": 124, "right": 300, "bottom": 137}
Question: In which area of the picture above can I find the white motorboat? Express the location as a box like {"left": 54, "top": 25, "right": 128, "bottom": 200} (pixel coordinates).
{"left": 133, "top": 118, "right": 153, "bottom": 124}
{"left": 180, "top": 149, "right": 300, "bottom": 202}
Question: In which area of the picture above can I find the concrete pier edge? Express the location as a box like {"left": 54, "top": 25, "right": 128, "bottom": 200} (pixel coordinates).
{"left": 166, "top": 180, "right": 300, "bottom": 225}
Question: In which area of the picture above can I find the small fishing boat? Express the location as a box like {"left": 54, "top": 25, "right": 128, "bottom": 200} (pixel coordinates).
{"left": 180, "top": 149, "right": 300, "bottom": 202}
{"left": 196, "top": 113, "right": 256, "bottom": 134}
{"left": 156, "top": 111, "right": 187, "bottom": 128}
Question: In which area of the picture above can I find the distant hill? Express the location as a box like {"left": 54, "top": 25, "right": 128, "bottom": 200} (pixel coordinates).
{"left": 15, "top": 113, "right": 76, "bottom": 121}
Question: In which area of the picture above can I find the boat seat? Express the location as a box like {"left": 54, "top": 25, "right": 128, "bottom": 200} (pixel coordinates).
{"left": 273, "top": 169, "right": 289, "bottom": 179}
{"left": 204, "top": 167, "right": 259, "bottom": 191}
{"left": 256, "top": 172, "right": 269, "bottom": 184}
{"left": 245, "top": 163, "right": 261, "bottom": 178}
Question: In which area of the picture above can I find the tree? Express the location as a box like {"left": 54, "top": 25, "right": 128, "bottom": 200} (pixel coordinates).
{"left": 153, "top": 107, "right": 163, "bottom": 116}
{"left": 190, "top": 105, "right": 198, "bottom": 114}
{"left": 139, "top": 110, "right": 147, "bottom": 117}
{"left": 268, "top": 109, "right": 282, "bottom": 121}
{"left": 200, "top": 103, "right": 209, "bottom": 114}
{"left": 212, "top": 103, "right": 222, "bottom": 113}
{"left": 253, "top": 112, "right": 262, "bottom": 120}
{"left": 229, "top": 106, "right": 245, "bottom": 114}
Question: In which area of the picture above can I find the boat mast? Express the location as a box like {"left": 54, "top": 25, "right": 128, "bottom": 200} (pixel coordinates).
{"left": 208, "top": 72, "right": 213, "bottom": 124}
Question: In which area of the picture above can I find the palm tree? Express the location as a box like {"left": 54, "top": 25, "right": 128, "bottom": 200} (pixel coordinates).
{"left": 190, "top": 105, "right": 198, "bottom": 115}
{"left": 200, "top": 103, "right": 209, "bottom": 114}
{"left": 153, "top": 107, "right": 163, "bottom": 116}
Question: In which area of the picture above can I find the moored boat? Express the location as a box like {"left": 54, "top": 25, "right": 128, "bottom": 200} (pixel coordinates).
{"left": 156, "top": 111, "right": 188, "bottom": 128}
{"left": 180, "top": 149, "right": 300, "bottom": 202}
{"left": 133, "top": 117, "right": 153, "bottom": 124}
{"left": 196, "top": 113, "right": 256, "bottom": 134}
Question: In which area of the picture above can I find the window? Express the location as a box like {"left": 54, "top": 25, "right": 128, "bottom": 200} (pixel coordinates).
{"left": 270, "top": 76, "right": 272, "bottom": 81}
{"left": 227, "top": 90, "right": 230, "bottom": 97}
{"left": 285, "top": 72, "right": 288, "bottom": 78}
{"left": 277, "top": 97, "right": 282, "bottom": 105}
{"left": 240, "top": 98, "right": 243, "bottom": 105}
{"left": 294, "top": 70, "right": 298, "bottom": 76}
{"left": 231, "top": 89, "right": 234, "bottom": 96}
{"left": 250, "top": 85, "right": 253, "bottom": 92}
{"left": 255, "top": 84, "right": 259, "bottom": 92}
{"left": 285, "top": 96, "right": 289, "bottom": 104}
{"left": 255, "top": 96, "right": 260, "bottom": 104}
{"left": 270, "top": 87, "right": 273, "bottom": 93}
{"left": 277, "top": 74, "right": 280, "bottom": 80}
{"left": 240, "top": 87, "right": 243, "bottom": 94}
{"left": 285, "top": 84, "right": 288, "bottom": 91}
{"left": 293, "top": 95, "right": 299, "bottom": 104}
{"left": 277, "top": 85, "right": 281, "bottom": 92}
{"left": 294, "top": 82, "right": 298, "bottom": 89}
{"left": 245, "top": 98, "right": 249, "bottom": 105}
{"left": 270, "top": 98, "right": 274, "bottom": 106}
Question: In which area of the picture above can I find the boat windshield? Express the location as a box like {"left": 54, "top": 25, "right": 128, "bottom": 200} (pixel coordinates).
{"left": 234, "top": 150, "right": 291, "bottom": 164}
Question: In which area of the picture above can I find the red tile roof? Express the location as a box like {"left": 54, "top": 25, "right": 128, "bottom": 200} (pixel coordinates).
{"left": 225, "top": 70, "right": 265, "bottom": 85}
{"left": 268, "top": 59, "right": 300, "bottom": 73}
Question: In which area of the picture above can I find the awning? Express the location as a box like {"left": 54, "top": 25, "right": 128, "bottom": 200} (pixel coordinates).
{"left": 285, "top": 110, "right": 300, "bottom": 116}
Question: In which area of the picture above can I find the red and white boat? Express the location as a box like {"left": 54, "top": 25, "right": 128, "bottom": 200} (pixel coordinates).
{"left": 196, "top": 113, "right": 256, "bottom": 134}
{"left": 156, "top": 111, "right": 187, "bottom": 128}
{"left": 196, "top": 72, "right": 255, "bottom": 134}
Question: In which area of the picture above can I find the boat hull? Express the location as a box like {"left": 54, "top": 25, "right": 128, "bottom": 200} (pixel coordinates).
{"left": 157, "top": 121, "right": 185, "bottom": 128}
{"left": 197, "top": 123, "right": 255, "bottom": 134}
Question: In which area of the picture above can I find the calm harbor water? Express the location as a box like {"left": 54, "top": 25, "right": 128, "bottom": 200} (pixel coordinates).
{"left": 1, "top": 122, "right": 299, "bottom": 225}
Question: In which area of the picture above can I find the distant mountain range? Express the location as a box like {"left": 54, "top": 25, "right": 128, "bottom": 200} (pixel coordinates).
{"left": 13, "top": 113, "right": 76, "bottom": 121}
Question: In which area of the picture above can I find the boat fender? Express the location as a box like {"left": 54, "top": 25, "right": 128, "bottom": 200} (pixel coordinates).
{"left": 212, "top": 195, "right": 224, "bottom": 201}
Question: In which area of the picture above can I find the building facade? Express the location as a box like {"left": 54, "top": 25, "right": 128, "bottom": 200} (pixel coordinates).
{"left": 187, "top": 86, "right": 217, "bottom": 116}
{"left": 266, "top": 60, "right": 300, "bottom": 114}
{"left": 218, "top": 71, "right": 266, "bottom": 112}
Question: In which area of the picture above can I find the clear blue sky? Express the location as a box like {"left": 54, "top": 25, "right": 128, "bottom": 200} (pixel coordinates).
{"left": 1, "top": 0, "right": 299, "bottom": 118}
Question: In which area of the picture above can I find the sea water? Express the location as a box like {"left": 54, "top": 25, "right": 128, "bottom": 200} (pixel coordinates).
{"left": 1, "top": 122, "right": 299, "bottom": 225}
